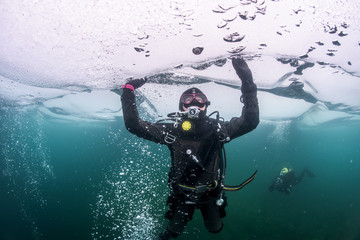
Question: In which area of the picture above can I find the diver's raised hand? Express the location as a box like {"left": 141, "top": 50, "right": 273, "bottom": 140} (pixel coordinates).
{"left": 122, "top": 77, "right": 148, "bottom": 91}
{"left": 231, "top": 57, "right": 256, "bottom": 93}
{"left": 232, "top": 58, "right": 252, "bottom": 82}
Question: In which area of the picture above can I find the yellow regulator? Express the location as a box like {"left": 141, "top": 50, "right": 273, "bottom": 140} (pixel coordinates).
{"left": 181, "top": 120, "right": 192, "bottom": 131}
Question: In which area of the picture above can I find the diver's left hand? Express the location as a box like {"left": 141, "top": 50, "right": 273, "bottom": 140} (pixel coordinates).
{"left": 231, "top": 57, "right": 257, "bottom": 93}
{"left": 231, "top": 58, "right": 251, "bottom": 80}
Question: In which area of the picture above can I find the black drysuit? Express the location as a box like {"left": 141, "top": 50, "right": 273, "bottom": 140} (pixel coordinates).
{"left": 121, "top": 59, "right": 259, "bottom": 238}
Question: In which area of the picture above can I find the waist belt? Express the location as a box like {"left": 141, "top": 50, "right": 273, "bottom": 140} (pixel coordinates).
{"left": 178, "top": 170, "right": 257, "bottom": 193}
{"left": 178, "top": 180, "right": 218, "bottom": 193}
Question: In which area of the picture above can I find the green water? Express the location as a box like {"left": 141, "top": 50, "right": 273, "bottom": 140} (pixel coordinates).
{"left": 1, "top": 107, "right": 359, "bottom": 240}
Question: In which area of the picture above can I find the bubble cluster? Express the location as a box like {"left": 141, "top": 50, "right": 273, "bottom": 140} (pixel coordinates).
{"left": 91, "top": 131, "right": 169, "bottom": 239}
{"left": 0, "top": 108, "right": 54, "bottom": 239}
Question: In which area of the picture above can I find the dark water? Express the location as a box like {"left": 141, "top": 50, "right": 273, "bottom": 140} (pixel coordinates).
{"left": 1, "top": 106, "right": 359, "bottom": 240}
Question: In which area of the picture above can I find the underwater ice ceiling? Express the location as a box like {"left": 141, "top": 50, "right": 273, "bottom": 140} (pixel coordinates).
{"left": 1, "top": 0, "right": 360, "bottom": 125}
{"left": 1, "top": 0, "right": 360, "bottom": 88}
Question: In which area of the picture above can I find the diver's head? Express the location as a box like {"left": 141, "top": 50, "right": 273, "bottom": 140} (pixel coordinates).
{"left": 289, "top": 81, "right": 304, "bottom": 90}
{"left": 179, "top": 88, "right": 210, "bottom": 115}
{"left": 280, "top": 168, "right": 289, "bottom": 176}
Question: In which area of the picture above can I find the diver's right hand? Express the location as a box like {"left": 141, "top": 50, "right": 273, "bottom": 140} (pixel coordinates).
{"left": 124, "top": 77, "right": 148, "bottom": 90}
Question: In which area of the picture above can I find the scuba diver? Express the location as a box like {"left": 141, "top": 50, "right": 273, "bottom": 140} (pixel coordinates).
{"left": 120, "top": 58, "right": 259, "bottom": 239}
{"left": 258, "top": 80, "right": 318, "bottom": 104}
{"left": 269, "top": 167, "right": 315, "bottom": 194}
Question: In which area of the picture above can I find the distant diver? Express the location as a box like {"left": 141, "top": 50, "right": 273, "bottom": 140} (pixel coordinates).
{"left": 269, "top": 167, "right": 315, "bottom": 194}
{"left": 119, "top": 57, "right": 259, "bottom": 239}
{"left": 258, "top": 80, "right": 318, "bottom": 104}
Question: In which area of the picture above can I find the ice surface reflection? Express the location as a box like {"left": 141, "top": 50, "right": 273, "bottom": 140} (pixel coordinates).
{"left": 3, "top": 55, "right": 356, "bottom": 126}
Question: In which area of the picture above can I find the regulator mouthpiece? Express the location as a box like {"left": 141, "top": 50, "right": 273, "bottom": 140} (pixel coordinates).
{"left": 186, "top": 106, "right": 200, "bottom": 119}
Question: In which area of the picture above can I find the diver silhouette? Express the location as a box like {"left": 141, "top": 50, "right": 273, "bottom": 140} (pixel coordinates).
{"left": 119, "top": 57, "right": 259, "bottom": 239}
{"left": 258, "top": 80, "right": 318, "bottom": 104}
{"left": 269, "top": 167, "right": 315, "bottom": 194}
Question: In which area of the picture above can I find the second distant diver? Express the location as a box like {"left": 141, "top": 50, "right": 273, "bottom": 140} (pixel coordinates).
{"left": 269, "top": 167, "right": 315, "bottom": 194}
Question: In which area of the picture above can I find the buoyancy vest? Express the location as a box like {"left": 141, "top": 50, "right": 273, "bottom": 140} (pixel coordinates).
{"left": 159, "top": 112, "right": 257, "bottom": 203}
{"left": 164, "top": 116, "right": 227, "bottom": 191}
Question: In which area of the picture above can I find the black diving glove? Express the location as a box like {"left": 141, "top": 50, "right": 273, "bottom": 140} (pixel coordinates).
{"left": 231, "top": 58, "right": 256, "bottom": 93}
{"left": 122, "top": 77, "right": 148, "bottom": 91}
